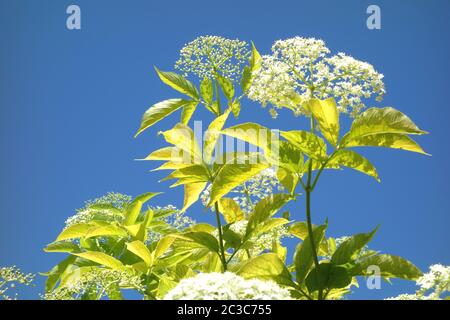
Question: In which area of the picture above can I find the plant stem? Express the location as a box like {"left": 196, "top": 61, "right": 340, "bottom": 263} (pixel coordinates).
{"left": 214, "top": 202, "right": 227, "bottom": 271}
{"left": 214, "top": 77, "right": 222, "bottom": 115}
{"left": 304, "top": 116, "right": 323, "bottom": 300}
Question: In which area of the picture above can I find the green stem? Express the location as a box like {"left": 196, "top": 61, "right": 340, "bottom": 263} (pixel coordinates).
{"left": 214, "top": 202, "right": 227, "bottom": 271}
{"left": 304, "top": 116, "right": 323, "bottom": 300}
{"left": 214, "top": 77, "right": 222, "bottom": 115}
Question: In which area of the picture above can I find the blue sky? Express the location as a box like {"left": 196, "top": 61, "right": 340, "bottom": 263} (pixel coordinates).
{"left": 0, "top": 0, "right": 449, "bottom": 299}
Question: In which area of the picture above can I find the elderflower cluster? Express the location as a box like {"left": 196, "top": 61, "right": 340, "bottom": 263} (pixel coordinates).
{"left": 248, "top": 37, "right": 385, "bottom": 117}
{"left": 147, "top": 209, "right": 196, "bottom": 244}
{"left": 201, "top": 168, "right": 284, "bottom": 214}
{"left": 65, "top": 192, "right": 132, "bottom": 227}
{"left": 43, "top": 268, "right": 144, "bottom": 300}
{"left": 0, "top": 266, "right": 34, "bottom": 300}
{"left": 213, "top": 220, "right": 290, "bottom": 259}
{"left": 164, "top": 272, "right": 292, "bottom": 300}
{"left": 386, "top": 264, "right": 450, "bottom": 300}
{"left": 175, "top": 36, "right": 250, "bottom": 81}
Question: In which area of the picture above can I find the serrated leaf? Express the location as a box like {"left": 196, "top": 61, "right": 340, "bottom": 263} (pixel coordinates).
{"left": 126, "top": 240, "right": 153, "bottom": 267}
{"left": 73, "top": 251, "right": 124, "bottom": 270}
{"left": 200, "top": 77, "right": 214, "bottom": 105}
{"left": 281, "top": 130, "right": 327, "bottom": 161}
{"left": 305, "top": 263, "right": 352, "bottom": 293}
{"left": 135, "top": 99, "right": 191, "bottom": 137}
{"left": 155, "top": 67, "right": 199, "bottom": 99}
{"left": 331, "top": 227, "right": 378, "bottom": 265}
{"left": 218, "top": 198, "right": 244, "bottom": 223}
{"left": 180, "top": 101, "right": 198, "bottom": 125}
{"left": 203, "top": 109, "right": 231, "bottom": 163}
{"left": 294, "top": 224, "right": 327, "bottom": 283}
{"left": 160, "top": 123, "right": 203, "bottom": 164}
{"left": 353, "top": 254, "right": 422, "bottom": 280}
{"left": 246, "top": 194, "right": 292, "bottom": 238}
{"left": 181, "top": 181, "right": 207, "bottom": 213}
{"left": 305, "top": 98, "right": 339, "bottom": 146}
{"left": 328, "top": 149, "right": 380, "bottom": 182}
{"left": 124, "top": 192, "right": 160, "bottom": 226}
{"left": 237, "top": 253, "right": 295, "bottom": 287}
{"left": 208, "top": 162, "right": 270, "bottom": 206}
{"left": 44, "top": 241, "right": 80, "bottom": 253}
{"left": 217, "top": 74, "right": 234, "bottom": 101}
{"left": 342, "top": 133, "right": 429, "bottom": 155}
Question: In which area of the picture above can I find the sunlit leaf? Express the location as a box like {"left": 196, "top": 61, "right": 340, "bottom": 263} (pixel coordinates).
{"left": 281, "top": 130, "right": 327, "bottom": 161}
{"left": 331, "top": 227, "right": 378, "bottom": 265}
{"left": 155, "top": 67, "right": 199, "bottom": 99}
{"left": 73, "top": 251, "right": 124, "bottom": 270}
{"left": 218, "top": 198, "right": 244, "bottom": 223}
{"left": 305, "top": 98, "right": 339, "bottom": 146}
{"left": 328, "top": 149, "right": 380, "bottom": 182}
{"left": 135, "top": 99, "right": 192, "bottom": 137}
{"left": 124, "top": 192, "right": 160, "bottom": 226}
{"left": 126, "top": 240, "right": 153, "bottom": 267}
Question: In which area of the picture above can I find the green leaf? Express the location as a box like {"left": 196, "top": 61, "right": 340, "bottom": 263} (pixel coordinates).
{"left": 155, "top": 67, "right": 199, "bottom": 99}
{"left": 180, "top": 101, "right": 198, "bottom": 125}
{"left": 289, "top": 222, "right": 329, "bottom": 256}
{"left": 203, "top": 109, "right": 231, "bottom": 163}
{"left": 294, "top": 223, "right": 327, "bottom": 283}
{"left": 217, "top": 74, "right": 234, "bottom": 101}
{"left": 328, "top": 149, "right": 380, "bottom": 182}
{"left": 181, "top": 182, "right": 207, "bottom": 213}
{"left": 218, "top": 198, "right": 244, "bottom": 223}
{"left": 274, "top": 141, "right": 304, "bottom": 173}
{"left": 135, "top": 209, "right": 154, "bottom": 242}
{"left": 56, "top": 223, "right": 92, "bottom": 241}
{"left": 200, "top": 77, "right": 214, "bottom": 105}
{"left": 281, "top": 130, "right": 327, "bottom": 161}
{"left": 208, "top": 162, "right": 270, "bottom": 206}
{"left": 221, "top": 122, "right": 275, "bottom": 153}
{"left": 135, "top": 99, "right": 191, "bottom": 137}
{"left": 276, "top": 168, "right": 298, "bottom": 194}
{"left": 230, "top": 100, "right": 241, "bottom": 118}
{"left": 43, "top": 256, "right": 77, "bottom": 292}
{"left": 252, "top": 218, "right": 290, "bottom": 237}
{"left": 172, "top": 232, "right": 220, "bottom": 253}
{"left": 44, "top": 241, "right": 80, "bottom": 253}
{"left": 353, "top": 254, "right": 422, "bottom": 280}
{"left": 331, "top": 227, "right": 378, "bottom": 265}
{"left": 249, "top": 42, "right": 262, "bottom": 72}
{"left": 126, "top": 240, "right": 153, "bottom": 267}
{"left": 341, "top": 107, "right": 428, "bottom": 153}
{"left": 85, "top": 224, "right": 128, "bottom": 239}
{"left": 305, "top": 98, "right": 339, "bottom": 146}
{"left": 246, "top": 194, "right": 292, "bottom": 237}
{"left": 73, "top": 251, "right": 124, "bottom": 269}
{"left": 160, "top": 123, "right": 203, "bottom": 163}
{"left": 161, "top": 165, "right": 210, "bottom": 185}
{"left": 154, "top": 236, "right": 175, "bottom": 259}
{"left": 240, "top": 66, "right": 252, "bottom": 93}
{"left": 305, "top": 263, "right": 352, "bottom": 293}
{"left": 237, "top": 253, "right": 295, "bottom": 287}
{"left": 342, "top": 133, "right": 429, "bottom": 155}
{"left": 124, "top": 192, "right": 160, "bottom": 226}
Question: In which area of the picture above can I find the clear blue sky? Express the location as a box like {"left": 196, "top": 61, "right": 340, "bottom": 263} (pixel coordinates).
{"left": 0, "top": 0, "right": 448, "bottom": 299}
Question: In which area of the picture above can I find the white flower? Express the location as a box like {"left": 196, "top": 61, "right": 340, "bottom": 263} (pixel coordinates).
{"left": 43, "top": 268, "right": 144, "bottom": 300}
{"left": 164, "top": 272, "right": 292, "bottom": 300}
{"left": 0, "top": 266, "right": 34, "bottom": 300}
{"left": 175, "top": 36, "right": 250, "bottom": 81}
{"left": 386, "top": 264, "right": 450, "bottom": 300}
{"left": 248, "top": 36, "right": 385, "bottom": 117}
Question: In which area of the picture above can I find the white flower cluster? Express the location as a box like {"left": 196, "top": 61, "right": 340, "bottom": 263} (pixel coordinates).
{"left": 201, "top": 168, "right": 284, "bottom": 214}
{"left": 175, "top": 36, "right": 250, "bottom": 81}
{"left": 0, "top": 266, "right": 34, "bottom": 300}
{"left": 386, "top": 264, "right": 450, "bottom": 300}
{"left": 164, "top": 272, "right": 292, "bottom": 300}
{"left": 147, "top": 209, "right": 196, "bottom": 244}
{"left": 247, "top": 37, "right": 385, "bottom": 117}
{"left": 43, "top": 268, "right": 144, "bottom": 300}
{"left": 65, "top": 192, "right": 132, "bottom": 227}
